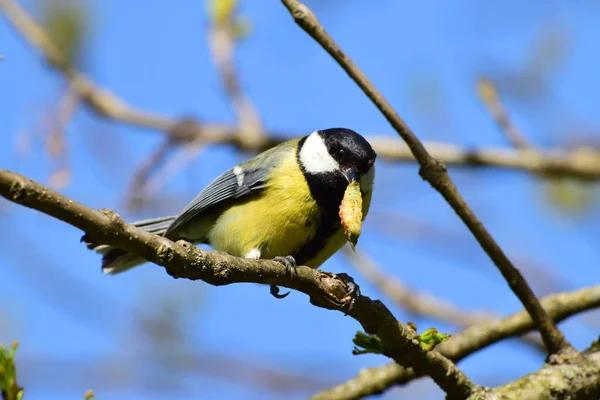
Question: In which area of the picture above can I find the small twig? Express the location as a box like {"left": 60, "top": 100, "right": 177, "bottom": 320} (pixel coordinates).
{"left": 477, "top": 77, "right": 531, "bottom": 149}
{"left": 0, "top": 168, "right": 479, "bottom": 399}
{"left": 281, "top": 0, "right": 575, "bottom": 358}
{"left": 312, "top": 283, "right": 600, "bottom": 400}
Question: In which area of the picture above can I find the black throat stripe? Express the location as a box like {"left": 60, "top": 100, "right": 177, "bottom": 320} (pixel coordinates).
{"left": 293, "top": 137, "right": 347, "bottom": 265}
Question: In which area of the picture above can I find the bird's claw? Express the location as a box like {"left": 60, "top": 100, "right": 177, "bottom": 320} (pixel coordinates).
{"left": 270, "top": 284, "right": 290, "bottom": 299}
{"left": 274, "top": 255, "right": 298, "bottom": 278}
{"left": 269, "top": 255, "right": 297, "bottom": 300}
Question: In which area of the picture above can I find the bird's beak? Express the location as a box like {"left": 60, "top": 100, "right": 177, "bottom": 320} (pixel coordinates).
{"left": 342, "top": 167, "right": 358, "bottom": 183}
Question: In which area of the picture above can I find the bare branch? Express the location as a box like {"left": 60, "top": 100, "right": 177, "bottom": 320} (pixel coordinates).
{"left": 280, "top": 0, "right": 574, "bottom": 357}
{"left": 0, "top": 168, "right": 479, "bottom": 399}
{"left": 312, "top": 284, "right": 600, "bottom": 400}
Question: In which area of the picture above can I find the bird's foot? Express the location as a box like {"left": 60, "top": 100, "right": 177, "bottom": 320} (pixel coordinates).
{"left": 274, "top": 255, "right": 298, "bottom": 278}
{"left": 317, "top": 272, "right": 360, "bottom": 314}
{"left": 270, "top": 255, "right": 298, "bottom": 300}
{"left": 335, "top": 273, "right": 360, "bottom": 314}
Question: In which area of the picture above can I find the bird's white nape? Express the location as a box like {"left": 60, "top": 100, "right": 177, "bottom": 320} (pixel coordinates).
{"left": 299, "top": 131, "right": 340, "bottom": 174}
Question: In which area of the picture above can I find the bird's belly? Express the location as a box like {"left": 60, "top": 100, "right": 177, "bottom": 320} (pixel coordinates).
{"left": 206, "top": 189, "right": 323, "bottom": 262}
{"left": 300, "top": 227, "right": 347, "bottom": 268}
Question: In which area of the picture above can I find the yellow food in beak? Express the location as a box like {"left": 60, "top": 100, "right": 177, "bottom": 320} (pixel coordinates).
{"left": 339, "top": 180, "right": 363, "bottom": 251}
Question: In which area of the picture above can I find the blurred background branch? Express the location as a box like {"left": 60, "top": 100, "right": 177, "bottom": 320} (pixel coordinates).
{"left": 3, "top": 0, "right": 600, "bottom": 193}
{"left": 343, "top": 248, "right": 546, "bottom": 352}
{"left": 477, "top": 77, "right": 531, "bottom": 150}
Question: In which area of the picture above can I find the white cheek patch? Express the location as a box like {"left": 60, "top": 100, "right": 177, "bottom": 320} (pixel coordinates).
{"left": 359, "top": 164, "right": 375, "bottom": 193}
{"left": 233, "top": 166, "right": 245, "bottom": 186}
{"left": 299, "top": 131, "right": 340, "bottom": 174}
{"left": 244, "top": 248, "right": 261, "bottom": 259}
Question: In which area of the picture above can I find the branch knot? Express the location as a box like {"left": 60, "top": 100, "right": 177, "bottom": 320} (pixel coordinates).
{"left": 9, "top": 180, "right": 25, "bottom": 201}
{"left": 418, "top": 157, "right": 448, "bottom": 185}
{"left": 100, "top": 208, "right": 126, "bottom": 232}
{"left": 288, "top": 2, "right": 314, "bottom": 23}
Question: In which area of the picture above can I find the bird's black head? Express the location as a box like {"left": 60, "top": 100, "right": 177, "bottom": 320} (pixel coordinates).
{"left": 317, "top": 128, "right": 376, "bottom": 181}
{"left": 298, "top": 128, "right": 376, "bottom": 207}
{"left": 297, "top": 128, "right": 376, "bottom": 182}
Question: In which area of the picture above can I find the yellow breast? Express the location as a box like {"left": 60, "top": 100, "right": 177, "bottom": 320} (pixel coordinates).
{"left": 207, "top": 150, "right": 322, "bottom": 261}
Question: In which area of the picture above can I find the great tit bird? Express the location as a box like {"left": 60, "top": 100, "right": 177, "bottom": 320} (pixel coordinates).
{"left": 91, "top": 128, "right": 376, "bottom": 298}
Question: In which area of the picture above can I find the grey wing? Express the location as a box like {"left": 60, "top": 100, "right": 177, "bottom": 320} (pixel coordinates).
{"left": 163, "top": 165, "right": 271, "bottom": 237}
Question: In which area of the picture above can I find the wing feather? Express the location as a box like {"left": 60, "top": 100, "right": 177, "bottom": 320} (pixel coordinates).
{"left": 164, "top": 138, "right": 299, "bottom": 238}
{"left": 164, "top": 167, "right": 268, "bottom": 237}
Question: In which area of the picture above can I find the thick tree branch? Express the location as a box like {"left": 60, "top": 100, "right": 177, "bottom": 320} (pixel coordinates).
{"left": 0, "top": 169, "right": 479, "bottom": 399}
{"left": 281, "top": 0, "right": 574, "bottom": 357}
{"left": 2, "top": 0, "right": 600, "bottom": 182}
{"left": 312, "top": 284, "right": 600, "bottom": 400}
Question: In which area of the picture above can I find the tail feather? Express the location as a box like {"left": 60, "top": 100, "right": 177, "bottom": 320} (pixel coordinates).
{"left": 90, "top": 215, "right": 177, "bottom": 275}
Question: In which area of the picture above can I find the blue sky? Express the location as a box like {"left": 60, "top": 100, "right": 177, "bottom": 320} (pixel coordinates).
{"left": 2, "top": 0, "right": 600, "bottom": 399}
